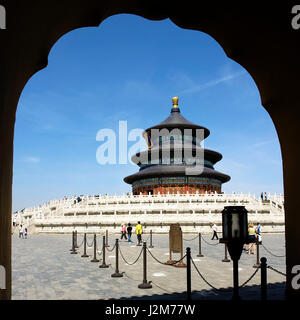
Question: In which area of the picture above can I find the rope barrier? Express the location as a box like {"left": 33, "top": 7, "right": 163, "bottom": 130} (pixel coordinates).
{"left": 190, "top": 256, "right": 232, "bottom": 293}
{"left": 239, "top": 267, "right": 260, "bottom": 288}
{"left": 119, "top": 246, "right": 143, "bottom": 265}
{"left": 200, "top": 235, "right": 220, "bottom": 246}
{"left": 123, "top": 271, "right": 173, "bottom": 294}
{"left": 146, "top": 247, "right": 187, "bottom": 266}
{"left": 261, "top": 244, "right": 286, "bottom": 258}
{"left": 267, "top": 265, "right": 286, "bottom": 277}
{"left": 191, "top": 256, "right": 260, "bottom": 292}
{"left": 183, "top": 234, "right": 199, "bottom": 242}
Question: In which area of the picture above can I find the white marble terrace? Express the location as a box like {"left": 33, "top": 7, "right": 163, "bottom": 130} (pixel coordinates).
{"left": 13, "top": 192, "right": 285, "bottom": 234}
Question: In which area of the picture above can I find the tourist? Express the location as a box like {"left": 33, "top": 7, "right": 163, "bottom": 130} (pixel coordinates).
{"left": 256, "top": 223, "right": 262, "bottom": 244}
{"left": 211, "top": 222, "right": 218, "bottom": 240}
{"left": 19, "top": 224, "right": 24, "bottom": 239}
{"left": 264, "top": 192, "right": 267, "bottom": 201}
{"left": 256, "top": 223, "right": 261, "bottom": 235}
{"left": 24, "top": 227, "right": 28, "bottom": 239}
{"left": 120, "top": 223, "right": 127, "bottom": 240}
{"left": 248, "top": 223, "right": 257, "bottom": 255}
{"left": 136, "top": 221, "right": 142, "bottom": 245}
{"left": 127, "top": 223, "right": 133, "bottom": 243}
{"left": 261, "top": 192, "right": 264, "bottom": 201}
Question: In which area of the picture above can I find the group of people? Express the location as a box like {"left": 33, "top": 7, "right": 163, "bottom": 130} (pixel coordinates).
{"left": 211, "top": 222, "right": 262, "bottom": 255}
{"left": 18, "top": 224, "right": 28, "bottom": 239}
{"left": 260, "top": 192, "right": 268, "bottom": 201}
{"left": 120, "top": 221, "right": 143, "bottom": 245}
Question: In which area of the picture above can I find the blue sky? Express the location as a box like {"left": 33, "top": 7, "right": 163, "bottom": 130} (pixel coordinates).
{"left": 13, "top": 14, "right": 283, "bottom": 211}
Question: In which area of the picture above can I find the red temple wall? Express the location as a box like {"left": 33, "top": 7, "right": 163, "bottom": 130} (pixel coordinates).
{"left": 133, "top": 184, "right": 221, "bottom": 195}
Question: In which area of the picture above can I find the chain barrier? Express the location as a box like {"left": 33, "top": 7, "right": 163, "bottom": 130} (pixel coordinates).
{"left": 106, "top": 243, "right": 116, "bottom": 252}
{"left": 183, "top": 234, "right": 199, "bottom": 242}
{"left": 86, "top": 237, "right": 94, "bottom": 247}
{"left": 97, "top": 250, "right": 103, "bottom": 257}
{"left": 96, "top": 243, "right": 103, "bottom": 257}
{"left": 200, "top": 235, "right": 220, "bottom": 246}
{"left": 267, "top": 265, "right": 286, "bottom": 277}
{"left": 146, "top": 247, "right": 187, "bottom": 266}
{"left": 76, "top": 237, "right": 85, "bottom": 248}
{"left": 122, "top": 271, "right": 140, "bottom": 282}
{"left": 151, "top": 281, "right": 174, "bottom": 294}
{"left": 261, "top": 244, "right": 286, "bottom": 258}
{"left": 119, "top": 246, "right": 143, "bottom": 265}
{"left": 143, "top": 235, "right": 150, "bottom": 242}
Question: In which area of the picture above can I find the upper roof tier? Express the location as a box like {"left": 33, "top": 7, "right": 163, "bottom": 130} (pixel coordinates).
{"left": 144, "top": 97, "right": 210, "bottom": 139}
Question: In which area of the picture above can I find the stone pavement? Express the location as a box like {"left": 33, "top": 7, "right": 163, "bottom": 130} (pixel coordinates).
{"left": 12, "top": 232, "right": 286, "bottom": 300}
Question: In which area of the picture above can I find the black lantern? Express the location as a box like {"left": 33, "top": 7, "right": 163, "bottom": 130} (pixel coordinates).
{"left": 220, "top": 206, "right": 248, "bottom": 300}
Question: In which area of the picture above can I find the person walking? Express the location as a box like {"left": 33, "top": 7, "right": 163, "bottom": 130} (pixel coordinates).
{"left": 19, "top": 224, "right": 24, "bottom": 239}
{"left": 260, "top": 192, "right": 264, "bottom": 201}
{"left": 136, "top": 221, "right": 142, "bottom": 245}
{"left": 248, "top": 223, "right": 257, "bottom": 255}
{"left": 120, "top": 223, "right": 127, "bottom": 240}
{"left": 127, "top": 223, "right": 133, "bottom": 243}
{"left": 211, "top": 222, "right": 218, "bottom": 240}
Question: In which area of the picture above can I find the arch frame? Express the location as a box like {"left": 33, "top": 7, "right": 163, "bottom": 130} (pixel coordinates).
{"left": 0, "top": 1, "right": 299, "bottom": 300}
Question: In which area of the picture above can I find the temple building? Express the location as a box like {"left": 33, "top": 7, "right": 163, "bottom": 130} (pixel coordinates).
{"left": 124, "top": 97, "right": 231, "bottom": 195}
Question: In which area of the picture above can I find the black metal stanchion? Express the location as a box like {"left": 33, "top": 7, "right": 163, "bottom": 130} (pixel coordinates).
{"left": 81, "top": 233, "right": 89, "bottom": 258}
{"left": 70, "top": 231, "right": 74, "bottom": 251}
{"left": 138, "top": 241, "right": 152, "bottom": 289}
{"left": 222, "top": 243, "right": 230, "bottom": 262}
{"left": 70, "top": 231, "right": 77, "bottom": 254}
{"left": 197, "top": 233, "right": 204, "bottom": 257}
{"left": 232, "top": 259, "right": 240, "bottom": 301}
{"left": 75, "top": 230, "right": 78, "bottom": 248}
{"left": 186, "top": 247, "right": 191, "bottom": 300}
{"left": 99, "top": 235, "right": 109, "bottom": 268}
{"left": 261, "top": 257, "right": 267, "bottom": 301}
{"left": 105, "top": 229, "right": 110, "bottom": 247}
{"left": 90, "top": 234, "right": 99, "bottom": 262}
{"left": 253, "top": 238, "right": 260, "bottom": 268}
{"left": 148, "top": 230, "right": 154, "bottom": 248}
{"left": 111, "top": 239, "right": 123, "bottom": 277}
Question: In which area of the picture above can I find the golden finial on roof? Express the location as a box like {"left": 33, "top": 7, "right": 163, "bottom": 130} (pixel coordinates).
{"left": 172, "top": 96, "right": 179, "bottom": 108}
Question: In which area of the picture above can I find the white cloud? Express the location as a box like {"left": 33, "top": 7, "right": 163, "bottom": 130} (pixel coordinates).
{"left": 24, "top": 157, "right": 40, "bottom": 163}
{"left": 179, "top": 71, "right": 246, "bottom": 95}
{"left": 249, "top": 139, "right": 278, "bottom": 149}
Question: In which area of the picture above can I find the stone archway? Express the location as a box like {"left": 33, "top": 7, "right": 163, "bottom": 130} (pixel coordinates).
{"left": 1, "top": 1, "right": 299, "bottom": 300}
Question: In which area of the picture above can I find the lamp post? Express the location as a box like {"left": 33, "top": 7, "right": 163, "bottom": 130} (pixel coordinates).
{"left": 220, "top": 206, "right": 248, "bottom": 301}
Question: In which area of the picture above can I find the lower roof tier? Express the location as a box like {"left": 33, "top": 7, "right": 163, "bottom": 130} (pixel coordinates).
{"left": 124, "top": 164, "right": 231, "bottom": 185}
